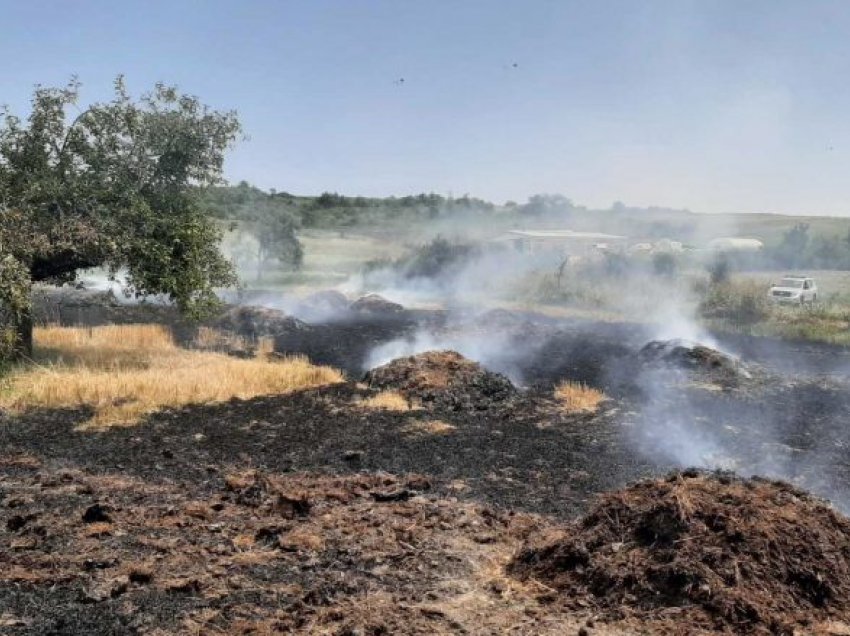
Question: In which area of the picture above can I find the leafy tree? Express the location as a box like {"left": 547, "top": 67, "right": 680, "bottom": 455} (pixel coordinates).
{"left": 771, "top": 223, "right": 810, "bottom": 269}
{"left": 602, "top": 251, "right": 629, "bottom": 278}
{"left": 707, "top": 254, "right": 731, "bottom": 285}
{"left": 395, "top": 236, "right": 479, "bottom": 279}
{"left": 652, "top": 252, "right": 677, "bottom": 277}
{"left": 519, "top": 194, "right": 574, "bottom": 217}
{"left": 808, "top": 235, "right": 848, "bottom": 270}
{"left": 197, "top": 183, "right": 304, "bottom": 275}
{"left": 254, "top": 201, "right": 303, "bottom": 279}
{"left": 0, "top": 77, "right": 241, "bottom": 357}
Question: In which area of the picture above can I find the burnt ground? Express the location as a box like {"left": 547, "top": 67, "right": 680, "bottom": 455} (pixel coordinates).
{"left": 3, "top": 293, "right": 850, "bottom": 633}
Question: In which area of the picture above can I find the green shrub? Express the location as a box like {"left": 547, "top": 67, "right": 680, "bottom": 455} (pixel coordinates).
{"left": 707, "top": 255, "right": 730, "bottom": 285}
{"left": 699, "top": 281, "right": 772, "bottom": 326}
{"left": 652, "top": 252, "right": 677, "bottom": 277}
{"left": 395, "top": 237, "right": 480, "bottom": 280}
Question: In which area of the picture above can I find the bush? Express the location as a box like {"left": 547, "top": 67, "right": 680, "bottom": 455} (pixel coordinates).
{"left": 361, "top": 257, "right": 394, "bottom": 275}
{"left": 397, "top": 237, "right": 480, "bottom": 280}
{"left": 603, "top": 252, "right": 630, "bottom": 278}
{"left": 707, "top": 255, "right": 730, "bottom": 285}
{"left": 699, "top": 281, "right": 772, "bottom": 326}
{"left": 652, "top": 252, "right": 677, "bottom": 277}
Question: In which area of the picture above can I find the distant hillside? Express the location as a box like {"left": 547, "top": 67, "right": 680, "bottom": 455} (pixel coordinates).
{"left": 199, "top": 182, "right": 850, "bottom": 248}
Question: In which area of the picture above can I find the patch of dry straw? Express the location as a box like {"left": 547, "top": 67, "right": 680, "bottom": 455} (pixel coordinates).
{"left": 357, "top": 390, "right": 417, "bottom": 411}
{"left": 554, "top": 380, "right": 605, "bottom": 413}
{"left": 2, "top": 324, "right": 342, "bottom": 429}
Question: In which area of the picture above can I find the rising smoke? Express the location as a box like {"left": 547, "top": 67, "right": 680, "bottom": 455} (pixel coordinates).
{"left": 218, "top": 202, "right": 850, "bottom": 510}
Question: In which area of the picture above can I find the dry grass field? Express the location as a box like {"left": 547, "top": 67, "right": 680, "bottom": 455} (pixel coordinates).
{"left": 0, "top": 324, "right": 343, "bottom": 429}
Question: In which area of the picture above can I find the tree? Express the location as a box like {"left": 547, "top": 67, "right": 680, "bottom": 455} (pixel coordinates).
{"left": 707, "top": 254, "right": 730, "bottom": 285}
{"left": 0, "top": 77, "right": 241, "bottom": 358}
{"left": 519, "top": 194, "right": 574, "bottom": 217}
{"left": 652, "top": 252, "right": 677, "bottom": 277}
{"left": 196, "top": 183, "right": 305, "bottom": 277}
{"left": 254, "top": 201, "right": 303, "bottom": 279}
{"left": 771, "top": 223, "right": 810, "bottom": 269}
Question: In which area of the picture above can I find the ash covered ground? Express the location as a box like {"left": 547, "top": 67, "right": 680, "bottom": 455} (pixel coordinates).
{"left": 3, "top": 288, "right": 850, "bottom": 633}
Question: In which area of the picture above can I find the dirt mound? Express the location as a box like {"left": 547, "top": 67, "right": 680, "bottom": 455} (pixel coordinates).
{"left": 509, "top": 470, "right": 850, "bottom": 633}
{"left": 638, "top": 339, "right": 751, "bottom": 386}
{"left": 350, "top": 293, "right": 404, "bottom": 315}
{"left": 364, "top": 350, "right": 517, "bottom": 410}
{"left": 211, "top": 305, "right": 308, "bottom": 338}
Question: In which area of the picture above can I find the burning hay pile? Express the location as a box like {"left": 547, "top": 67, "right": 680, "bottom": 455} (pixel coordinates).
{"left": 509, "top": 470, "right": 850, "bottom": 633}
{"left": 349, "top": 293, "right": 404, "bottom": 315}
{"left": 211, "top": 305, "right": 308, "bottom": 339}
{"left": 364, "top": 350, "right": 517, "bottom": 410}
{"left": 638, "top": 339, "right": 752, "bottom": 387}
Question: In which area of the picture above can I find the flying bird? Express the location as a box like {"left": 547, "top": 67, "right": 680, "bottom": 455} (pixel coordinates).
{"left": 393, "top": 78, "right": 405, "bottom": 85}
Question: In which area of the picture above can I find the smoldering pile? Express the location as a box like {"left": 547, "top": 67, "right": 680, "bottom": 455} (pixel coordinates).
{"left": 349, "top": 293, "right": 404, "bottom": 316}
{"left": 509, "top": 470, "right": 850, "bottom": 634}
{"left": 294, "top": 291, "right": 404, "bottom": 322}
{"left": 638, "top": 339, "right": 754, "bottom": 388}
{"left": 211, "top": 305, "right": 308, "bottom": 339}
{"left": 364, "top": 350, "right": 517, "bottom": 410}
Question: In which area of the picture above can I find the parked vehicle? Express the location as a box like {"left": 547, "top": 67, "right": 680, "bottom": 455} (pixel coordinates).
{"left": 768, "top": 276, "right": 817, "bottom": 306}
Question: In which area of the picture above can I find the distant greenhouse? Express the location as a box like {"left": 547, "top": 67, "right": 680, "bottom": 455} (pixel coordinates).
{"left": 707, "top": 237, "right": 764, "bottom": 252}
{"left": 490, "top": 229, "right": 628, "bottom": 256}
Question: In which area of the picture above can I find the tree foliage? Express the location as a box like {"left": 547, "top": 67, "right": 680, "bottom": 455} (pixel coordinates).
{"left": 0, "top": 77, "right": 241, "bottom": 355}
{"left": 769, "top": 223, "right": 810, "bottom": 269}
{"left": 396, "top": 236, "right": 479, "bottom": 279}
{"left": 198, "top": 182, "right": 303, "bottom": 271}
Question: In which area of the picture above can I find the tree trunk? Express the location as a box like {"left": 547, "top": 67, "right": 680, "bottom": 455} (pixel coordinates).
{"left": 256, "top": 246, "right": 264, "bottom": 282}
{"left": 15, "top": 309, "right": 33, "bottom": 360}
{"left": 555, "top": 257, "right": 569, "bottom": 291}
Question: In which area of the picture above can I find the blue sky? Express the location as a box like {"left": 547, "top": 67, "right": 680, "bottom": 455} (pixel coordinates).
{"left": 3, "top": 0, "right": 850, "bottom": 215}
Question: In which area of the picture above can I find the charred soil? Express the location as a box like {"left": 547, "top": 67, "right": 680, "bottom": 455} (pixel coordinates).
{"left": 10, "top": 293, "right": 850, "bottom": 633}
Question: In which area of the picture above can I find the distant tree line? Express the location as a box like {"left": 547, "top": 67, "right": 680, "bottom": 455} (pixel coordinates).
{"left": 198, "top": 184, "right": 850, "bottom": 274}
{"left": 765, "top": 223, "right": 850, "bottom": 270}
{"left": 712, "top": 223, "right": 850, "bottom": 275}
{"left": 200, "top": 184, "right": 499, "bottom": 229}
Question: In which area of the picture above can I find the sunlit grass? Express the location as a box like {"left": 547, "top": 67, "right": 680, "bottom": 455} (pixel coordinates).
{"left": 1, "top": 324, "right": 343, "bottom": 429}
{"left": 357, "top": 390, "right": 416, "bottom": 411}
{"left": 554, "top": 380, "right": 605, "bottom": 413}
{"left": 193, "top": 326, "right": 274, "bottom": 356}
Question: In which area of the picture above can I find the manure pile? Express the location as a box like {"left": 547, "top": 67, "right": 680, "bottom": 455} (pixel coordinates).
{"left": 349, "top": 293, "right": 404, "bottom": 315}
{"left": 211, "top": 305, "right": 307, "bottom": 338}
{"left": 510, "top": 470, "right": 850, "bottom": 634}
{"left": 638, "top": 339, "right": 753, "bottom": 387}
{"left": 364, "top": 350, "right": 517, "bottom": 410}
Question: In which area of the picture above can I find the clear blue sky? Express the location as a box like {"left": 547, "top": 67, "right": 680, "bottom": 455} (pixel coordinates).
{"left": 3, "top": 0, "right": 850, "bottom": 215}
